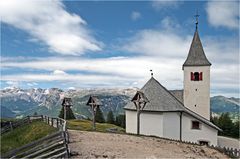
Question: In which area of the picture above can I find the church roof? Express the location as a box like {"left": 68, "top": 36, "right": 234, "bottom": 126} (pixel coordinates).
{"left": 125, "top": 77, "right": 185, "bottom": 112}
{"left": 124, "top": 77, "right": 221, "bottom": 131}
{"left": 169, "top": 90, "right": 183, "bottom": 104}
{"left": 183, "top": 30, "right": 211, "bottom": 67}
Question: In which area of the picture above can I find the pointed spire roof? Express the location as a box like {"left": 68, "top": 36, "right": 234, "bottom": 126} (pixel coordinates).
{"left": 183, "top": 29, "right": 211, "bottom": 67}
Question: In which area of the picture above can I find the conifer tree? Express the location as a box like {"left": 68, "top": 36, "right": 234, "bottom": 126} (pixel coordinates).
{"left": 232, "top": 120, "right": 239, "bottom": 138}
{"left": 211, "top": 113, "right": 239, "bottom": 139}
{"left": 218, "top": 113, "right": 234, "bottom": 137}
{"left": 115, "top": 114, "right": 125, "bottom": 128}
{"left": 107, "top": 110, "right": 115, "bottom": 124}
{"left": 95, "top": 106, "right": 105, "bottom": 123}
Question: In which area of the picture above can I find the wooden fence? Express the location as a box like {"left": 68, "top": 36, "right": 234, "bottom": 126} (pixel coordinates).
{"left": 1, "top": 115, "right": 70, "bottom": 158}
{"left": 210, "top": 145, "right": 240, "bottom": 158}
{"left": 1, "top": 116, "right": 37, "bottom": 134}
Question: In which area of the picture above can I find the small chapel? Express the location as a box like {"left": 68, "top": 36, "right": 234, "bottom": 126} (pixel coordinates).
{"left": 124, "top": 16, "right": 221, "bottom": 146}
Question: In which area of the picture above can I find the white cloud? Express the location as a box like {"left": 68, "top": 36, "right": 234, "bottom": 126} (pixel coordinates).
{"left": 204, "top": 36, "right": 239, "bottom": 64}
{"left": 206, "top": 1, "right": 239, "bottom": 29}
{"left": 68, "top": 87, "right": 76, "bottom": 90}
{"left": 160, "top": 16, "right": 181, "bottom": 31}
{"left": 1, "top": 56, "right": 182, "bottom": 79}
{"left": 120, "top": 17, "right": 191, "bottom": 58}
{"left": 5, "top": 81, "right": 20, "bottom": 88}
{"left": 1, "top": 56, "right": 184, "bottom": 89}
{"left": 1, "top": 73, "right": 141, "bottom": 88}
{"left": 122, "top": 29, "right": 191, "bottom": 59}
{"left": 53, "top": 70, "right": 67, "bottom": 75}
{"left": 0, "top": 0, "right": 102, "bottom": 55}
{"left": 131, "top": 11, "right": 141, "bottom": 21}
{"left": 1, "top": 14, "right": 238, "bottom": 96}
{"left": 1, "top": 49, "right": 239, "bottom": 97}
{"left": 152, "top": 1, "right": 182, "bottom": 10}
{"left": 27, "top": 82, "right": 38, "bottom": 86}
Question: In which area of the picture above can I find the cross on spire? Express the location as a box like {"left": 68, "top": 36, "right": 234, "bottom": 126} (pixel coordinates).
{"left": 194, "top": 10, "right": 200, "bottom": 30}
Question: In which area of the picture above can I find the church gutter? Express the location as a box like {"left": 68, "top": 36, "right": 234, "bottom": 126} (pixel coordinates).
{"left": 180, "top": 111, "right": 182, "bottom": 141}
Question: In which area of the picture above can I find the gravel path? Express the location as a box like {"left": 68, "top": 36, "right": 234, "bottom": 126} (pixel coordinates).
{"left": 69, "top": 130, "right": 228, "bottom": 158}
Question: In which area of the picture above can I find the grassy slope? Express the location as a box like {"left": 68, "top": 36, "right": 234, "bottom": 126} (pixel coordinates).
{"left": 67, "top": 119, "right": 125, "bottom": 133}
{"left": 1, "top": 121, "right": 57, "bottom": 154}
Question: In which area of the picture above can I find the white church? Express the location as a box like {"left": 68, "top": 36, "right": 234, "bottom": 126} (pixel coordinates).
{"left": 124, "top": 20, "right": 221, "bottom": 146}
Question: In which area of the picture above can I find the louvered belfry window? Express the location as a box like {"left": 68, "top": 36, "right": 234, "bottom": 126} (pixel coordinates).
{"left": 191, "top": 72, "right": 203, "bottom": 81}
{"left": 199, "top": 72, "right": 203, "bottom": 80}
{"left": 191, "top": 72, "right": 194, "bottom": 80}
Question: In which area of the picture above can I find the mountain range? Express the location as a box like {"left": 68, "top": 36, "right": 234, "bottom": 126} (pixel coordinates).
{"left": 0, "top": 87, "right": 239, "bottom": 120}
{"left": 0, "top": 87, "right": 136, "bottom": 119}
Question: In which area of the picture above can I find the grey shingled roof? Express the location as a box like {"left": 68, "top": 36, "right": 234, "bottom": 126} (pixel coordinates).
{"left": 131, "top": 91, "right": 150, "bottom": 103}
{"left": 62, "top": 97, "right": 73, "bottom": 106}
{"left": 125, "top": 77, "right": 185, "bottom": 112}
{"left": 124, "top": 77, "right": 221, "bottom": 131}
{"left": 86, "top": 96, "right": 102, "bottom": 106}
{"left": 183, "top": 30, "right": 211, "bottom": 67}
{"left": 169, "top": 90, "right": 183, "bottom": 104}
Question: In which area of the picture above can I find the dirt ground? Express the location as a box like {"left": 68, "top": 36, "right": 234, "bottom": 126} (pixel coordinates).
{"left": 68, "top": 130, "right": 228, "bottom": 159}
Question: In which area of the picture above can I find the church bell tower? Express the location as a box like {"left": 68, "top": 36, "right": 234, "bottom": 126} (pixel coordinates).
{"left": 183, "top": 14, "right": 211, "bottom": 120}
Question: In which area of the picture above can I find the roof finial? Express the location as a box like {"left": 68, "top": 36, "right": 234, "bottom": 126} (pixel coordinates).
{"left": 150, "top": 69, "right": 153, "bottom": 77}
{"left": 194, "top": 10, "right": 200, "bottom": 30}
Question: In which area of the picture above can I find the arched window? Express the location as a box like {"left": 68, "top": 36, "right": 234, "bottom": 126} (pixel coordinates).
{"left": 194, "top": 72, "right": 199, "bottom": 81}
{"left": 190, "top": 72, "right": 203, "bottom": 81}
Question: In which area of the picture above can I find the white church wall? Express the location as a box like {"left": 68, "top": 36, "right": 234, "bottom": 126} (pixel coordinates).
{"left": 183, "top": 66, "right": 210, "bottom": 120}
{"left": 140, "top": 112, "right": 163, "bottom": 137}
{"left": 125, "top": 110, "right": 137, "bottom": 134}
{"left": 163, "top": 112, "right": 180, "bottom": 140}
{"left": 182, "top": 113, "right": 218, "bottom": 146}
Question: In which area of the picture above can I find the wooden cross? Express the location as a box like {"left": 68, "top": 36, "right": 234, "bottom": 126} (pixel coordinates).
{"left": 131, "top": 91, "right": 149, "bottom": 135}
{"left": 86, "top": 96, "right": 101, "bottom": 130}
{"left": 61, "top": 97, "right": 73, "bottom": 120}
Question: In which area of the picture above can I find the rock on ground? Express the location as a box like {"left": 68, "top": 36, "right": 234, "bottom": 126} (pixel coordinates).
{"left": 68, "top": 130, "right": 228, "bottom": 159}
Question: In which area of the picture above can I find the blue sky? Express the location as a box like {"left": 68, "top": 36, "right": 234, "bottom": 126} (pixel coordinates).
{"left": 1, "top": 0, "right": 239, "bottom": 97}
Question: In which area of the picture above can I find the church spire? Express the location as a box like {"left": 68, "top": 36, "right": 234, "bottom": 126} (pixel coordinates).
{"left": 182, "top": 13, "right": 211, "bottom": 68}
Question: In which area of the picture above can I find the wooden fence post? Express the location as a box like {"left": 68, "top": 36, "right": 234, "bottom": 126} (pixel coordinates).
{"left": 234, "top": 149, "right": 238, "bottom": 157}
{"left": 27, "top": 116, "right": 30, "bottom": 124}
{"left": 230, "top": 148, "right": 234, "bottom": 157}
{"left": 47, "top": 117, "right": 49, "bottom": 125}
{"left": 62, "top": 131, "right": 70, "bottom": 157}
{"left": 10, "top": 121, "right": 13, "bottom": 131}
{"left": 51, "top": 118, "right": 54, "bottom": 126}
{"left": 56, "top": 118, "right": 59, "bottom": 128}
